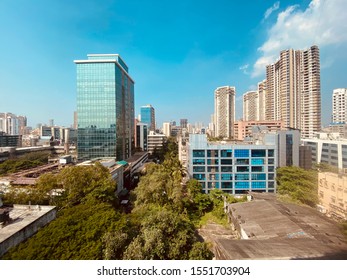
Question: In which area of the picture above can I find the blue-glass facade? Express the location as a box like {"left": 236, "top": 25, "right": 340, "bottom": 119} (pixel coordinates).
{"left": 140, "top": 105, "right": 155, "bottom": 131}
{"left": 75, "top": 54, "right": 134, "bottom": 161}
{"left": 188, "top": 134, "right": 277, "bottom": 194}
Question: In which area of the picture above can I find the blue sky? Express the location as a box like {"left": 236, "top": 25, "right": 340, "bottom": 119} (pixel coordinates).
{"left": 0, "top": 0, "right": 346, "bottom": 128}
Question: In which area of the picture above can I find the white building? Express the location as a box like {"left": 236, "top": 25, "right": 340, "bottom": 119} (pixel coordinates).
{"left": 162, "top": 122, "right": 171, "bottom": 137}
{"left": 302, "top": 132, "right": 347, "bottom": 170}
{"left": 147, "top": 131, "right": 166, "bottom": 155}
{"left": 0, "top": 113, "right": 20, "bottom": 135}
{"left": 214, "top": 86, "right": 235, "bottom": 138}
{"left": 266, "top": 46, "right": 321, "bottom": 138}
{"left": 332, "top": 88, "right": 347, "bottom": 124}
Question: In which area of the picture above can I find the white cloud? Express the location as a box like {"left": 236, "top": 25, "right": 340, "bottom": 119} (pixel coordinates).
{"left": 252, "top": 0, "right": 347, "bottom": 77}
{"left": 264, "top": 1, "right": 280, "bottom": 20}
{"left": 239, "top": 64, "right": 249, "bottom": 74}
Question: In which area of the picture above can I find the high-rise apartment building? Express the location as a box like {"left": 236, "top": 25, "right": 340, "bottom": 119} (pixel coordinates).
{"left": 265, "top": 45, "right": 321, "bottom": 138}
{"left": 258, "top": 80, "right": 266, "bottom": 121}
{"left": 162, "top": 122, "right": 171, "bottom": 137}
{"left": 135, "top": 122, "right": 148, "bottom": 152}
{"left": 243, "top": 91, "right": 258, "bottom": 121}
{"left": 180, "top": 119, "right": 188, "bottom": 129}
{"left": 243, "top": 80, "right": 266, "bottom": 122}
{"left": 140, "top": 104, "right": 155, "bottom": 131}
{"left": 0, "top": 113, "right": 20, "bottom": 135}
{"left": 332, "top": 88, "right": 347, "bottom": 124}
{"left": 74, "top": 54, "right": 135, "bottom": 161}
{"left": 214, "top": 86, "right": 235, "bottom": 138}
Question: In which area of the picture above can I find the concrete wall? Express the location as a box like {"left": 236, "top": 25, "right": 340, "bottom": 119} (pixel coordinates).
{"left": 0, "top": 206, "right": 57, "bottom": 257}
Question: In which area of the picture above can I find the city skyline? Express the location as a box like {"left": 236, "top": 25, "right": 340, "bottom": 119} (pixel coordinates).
{"left": 0, "top": 0, "right": 346, "bottom": 128}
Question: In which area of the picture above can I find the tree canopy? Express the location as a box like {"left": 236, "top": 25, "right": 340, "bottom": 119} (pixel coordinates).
{"left": 276, "top": 166, "right": 318, "bottom": 207}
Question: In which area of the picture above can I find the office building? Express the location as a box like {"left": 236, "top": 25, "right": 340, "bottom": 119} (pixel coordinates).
{"left": 332, "top": 88, "right": 347, "bottom": 124}
{"left": 266, "top": 46, "right": 321, "bottom": 138}
{"left": 302, "top": 132, "right": 347, "bottom": 170}
{"left": 74, "top": 54, "right": 135, "bottom": 161}
{"left": 135, "top": 122, "right": 148, "bottom": 152}
{"left": 322, "top": 123, "right": 347, "bottom": 139}
{"left": 187, "top": 134, "right": 277, "bottom": 194}
{"left": 214, "top": 86, "right": 235, "bottom": 138}
{"left": 147, "top": 131, "right": 166, "bottom": 155}
{"left": 140, "top": 104, "right": 155, "bottom": 131}
{"left": 187, "top": 129, "right": 300, "bottom": 194}
{"left": 0, "top": 132, "right": 22, "bottom": 147}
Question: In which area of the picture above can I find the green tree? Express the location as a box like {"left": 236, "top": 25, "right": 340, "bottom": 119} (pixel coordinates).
{"left": 2, "top": 163, "right": 123, "bottom": 260}
{"left": 276, "top": 166, "right": 318, "bottom": 207}
{"left": 123, "top": 206, "right": 213, "bottom": 260}
{"left": 3, "top": 203, "right": 123, "bottom": 260}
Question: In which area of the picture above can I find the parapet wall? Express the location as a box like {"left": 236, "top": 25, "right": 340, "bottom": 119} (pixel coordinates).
{"left": 0, "top": 205, "right": 57, "bottom": 257}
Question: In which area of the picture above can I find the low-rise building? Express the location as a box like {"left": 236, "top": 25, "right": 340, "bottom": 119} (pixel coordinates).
{"left": 302, "top": 132, "right": 347, "bottom": 170}
{"left": 318, "top": 172, "right": 347, "bottom": 220}
{"left": 0, "top": 204, "right": 57, "bottom": 257}
{"left": 233, "top": 120, "right": 284, "bottom": 141}
{"left": 187, "top": 129, "right": 300, "bottom": 194}
{"left": 147, "top": 131, "right": 166, "bottom": 155}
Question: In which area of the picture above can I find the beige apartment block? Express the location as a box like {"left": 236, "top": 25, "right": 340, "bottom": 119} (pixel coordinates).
{"left": 265, "top": 46, "right": 321, "bottom": 138}
{"left": 214, "top": 86, "right": 235, "bottom": 138}
{"left": 318, "top": 172, "right": 347, "bottom": 220}
{"left": 233, "top": 120, "right": 284, "bottom": 141}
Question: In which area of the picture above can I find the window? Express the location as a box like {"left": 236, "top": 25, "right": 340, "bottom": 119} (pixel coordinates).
{"left": 193, "top": 159, "right": 205, "bottom": 165}
{"left": 237, "top": 166, "right": 249, "bottom": 172}
{"left": 207, "top": 166, "right": 219, "bottom": 172}
{"left": 251, "top": 149, "right": 266, "bottom": 157}
{"left": 193, "top": 150, "right": 205, "bottom": 157}
{"left": 207, "top": 159, "right": 219, "bottom": 165}
{"left": 235, "top": 173, "right": 249, "bottom": 180}
{"left": 193, "top": 166, "right": 205, "bottom": 172}
{"left": 193, "top": 174, "right": 206, "bottom": 180}
{"left": 268, "top": 166, "right": 275, "bottom": 172}
{"left": 236, "top": 158, "right": 249, "bottom": 165}
{"left": 251, "top": 158, "right": 264, "bottom": 165}
{"left": 268, "top": 158, "right": 275, "bottom": 164}
{"left": 221, "top": 149, "right": 232, "bottom": 157}
{"left": 221, "top": 166, "right": 233, "bottom": 172}
{"left": 207, "top": 150, "right": 219, "bottom": 157}
{"left": 221, "top": 174, "right": 232, "bottom": 180}
{"left": 252, "top": 166, "right": 264, "bottom": 172}
{"left": 251, "top": 181, "right": 266, "bottom": 189}
{"left": 209, "top": 174, "right": 219, "bottom": 180}
{"left": 251, "top": 173, "right": 266, "bottom": 180}
{"left": 235, "top": 181, "right": 249, "bottom": 189}
{"left": 268, "top": 173, "right": 274, "bottom": 180}
{"left": 268, "top": 149, "right": 274, "bottom": 157}
{"left": 221, "top": 182, "right": 233, "bottom": 189}
{"left": 234, "top": 149, "right": 249, "bottom": 158}
{"left": 221, "top": 159, "right": 233, "bottom": 165}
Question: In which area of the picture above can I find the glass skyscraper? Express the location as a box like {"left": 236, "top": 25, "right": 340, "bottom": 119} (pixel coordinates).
{"left": 140, "top": 104, "right": 155, "bottom": 131}
{"left": 74, "top": 54, "right": 135, "bottom": 161}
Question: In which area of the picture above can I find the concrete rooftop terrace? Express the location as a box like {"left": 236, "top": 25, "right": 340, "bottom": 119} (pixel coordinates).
{"left": 219, "top": 193, "right": 347, "bottom": 259}
{"left": 0, "top": 205, "right": 56, "bottom": 244}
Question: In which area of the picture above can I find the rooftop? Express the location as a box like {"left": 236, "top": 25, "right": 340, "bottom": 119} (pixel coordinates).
{"left": 217, "top": 193, "right": 347, "bottom": 259}
{"left": 0, "top": 205, "right": 56, "bottom": 244}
